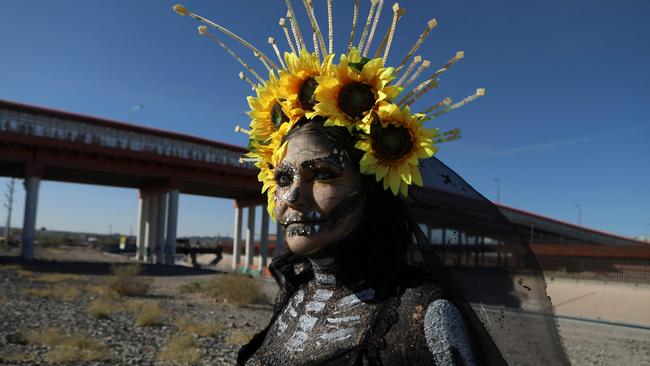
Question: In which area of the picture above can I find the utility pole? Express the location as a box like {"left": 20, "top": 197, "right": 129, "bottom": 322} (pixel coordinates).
{"left": 575, "top": 204, "right": 582, "bottom": 226}
{"left": 4, "top": 178, "right": 16, "bottom": 243}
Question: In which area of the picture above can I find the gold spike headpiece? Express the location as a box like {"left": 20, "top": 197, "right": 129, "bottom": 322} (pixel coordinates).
{"left": 173, "top": 1, "right": 485, "bottom": 220}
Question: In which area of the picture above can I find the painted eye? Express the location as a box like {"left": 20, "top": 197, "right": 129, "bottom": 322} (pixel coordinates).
{"left": 314, "top": 169, "right": 337, "bottom": 181}
{"left": 276, "top": 174, "right": 292, "bottom": 187}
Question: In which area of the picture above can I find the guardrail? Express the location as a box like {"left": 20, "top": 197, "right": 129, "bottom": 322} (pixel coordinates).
{"left": 0, "top": 108, "right": 252, "bottom": 169}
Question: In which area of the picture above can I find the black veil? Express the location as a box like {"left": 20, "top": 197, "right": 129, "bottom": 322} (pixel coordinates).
{"left": 407, "top": 157, "right": 569, "bottom": 365}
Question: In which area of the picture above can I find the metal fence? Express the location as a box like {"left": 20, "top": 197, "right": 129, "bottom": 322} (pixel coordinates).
{"left": 417, "top": 226, "right": 650, "bottom": 284}
{"left": 536, "top": 256, "right": 650, "bottom": 284}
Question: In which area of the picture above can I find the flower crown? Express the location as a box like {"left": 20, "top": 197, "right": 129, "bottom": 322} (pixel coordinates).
{"left": 173, "top": 1, "right": 485, "bottom": 220}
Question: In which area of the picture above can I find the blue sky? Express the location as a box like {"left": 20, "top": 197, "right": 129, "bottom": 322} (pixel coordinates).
{"left": 1, "top": 0, "right": 649, "bottom": 238}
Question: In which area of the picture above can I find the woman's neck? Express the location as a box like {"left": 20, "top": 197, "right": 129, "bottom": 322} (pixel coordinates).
{"left": 306, "top": 228, "right": 371, "bottom": 289}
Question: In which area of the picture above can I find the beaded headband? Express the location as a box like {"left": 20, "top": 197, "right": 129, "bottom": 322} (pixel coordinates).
{"left": 173, "top": 1, "right": 485, "bottom": 220}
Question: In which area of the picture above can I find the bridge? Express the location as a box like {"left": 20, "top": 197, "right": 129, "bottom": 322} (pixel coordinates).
{"left": 0, "top": 99, "right": 270, "bottom": 269}
{"left": 1, "top": 99, "right": 646, "bottom": 276}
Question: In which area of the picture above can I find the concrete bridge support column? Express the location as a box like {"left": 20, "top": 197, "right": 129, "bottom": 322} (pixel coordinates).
{"left": 155, "top": 193, "right": 167, "bottom": 264}
{"left": 245, "top": 206, "right": 256, "bottom": 268}
{"left": 258, "top": 206, "right": 269, "bottom": 271}
{"left": 232, "top": 206, "right": 242, "bottom": 271}
{"left": 21, "top": 176, "right": 41, "bottom": 260}
{"left": 145, "top": 196, "right": 158, "bottom": 262}
{"left": 165, "top": 190, "right": 179, "bottom": 265}
{"left": 136, "top": 195, "right": 149, "bottom": 261}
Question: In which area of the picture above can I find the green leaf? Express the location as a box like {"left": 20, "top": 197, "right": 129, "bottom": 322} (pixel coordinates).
{"left": 349, "top": 57, "right": 372, "bottom": 72}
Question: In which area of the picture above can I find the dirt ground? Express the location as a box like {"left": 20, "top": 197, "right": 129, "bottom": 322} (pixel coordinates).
{"left": 547, "top": 278, "right": 650, "bottom": 365}
{"left": 1, "top": 245, "right": 649, "bottom": 365}
{"left": 547, "top": 277, "right": 650, "bottom": 325}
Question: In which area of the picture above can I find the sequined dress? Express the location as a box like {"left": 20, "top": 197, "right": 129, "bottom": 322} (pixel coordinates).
{"left": 241, "top": 249, "right": 483, "bottom": 366}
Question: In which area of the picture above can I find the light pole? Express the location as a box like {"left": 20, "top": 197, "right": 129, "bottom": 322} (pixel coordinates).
{"left": 493, "top": 177, "right": 500, "bottom": 204}
{"left": 575, "top": 204, "right": 582, "bottom": 226}
{"left": 128, "top": 104, "right": 144, "bottom": 122}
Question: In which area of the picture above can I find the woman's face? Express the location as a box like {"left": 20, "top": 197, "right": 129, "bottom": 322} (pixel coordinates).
{"left": 274, "top": 129, "right": 365, "bottom": 256}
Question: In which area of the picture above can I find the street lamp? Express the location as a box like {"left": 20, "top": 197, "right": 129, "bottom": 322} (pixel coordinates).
{"left": 128, "top": 104, "right": 144, "bottom": 122}
{"left": 575, "top": 204, "right": 582, "bottom": 226}
{"left": 493, "top": 177, "right": 500, "bottom": 204}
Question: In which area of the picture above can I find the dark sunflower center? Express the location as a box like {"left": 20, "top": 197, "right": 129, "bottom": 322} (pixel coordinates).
{"left": 271, "top": 102, "right": 289, "bottom": 129}
{"left": 338, "top": 82, "right": 375, "bottom": 119}
{"left": 298, "top": 77, "right": 319, "bottom": 110}
{"left": 370, "top": 121, "right": 413, "bottom": 161}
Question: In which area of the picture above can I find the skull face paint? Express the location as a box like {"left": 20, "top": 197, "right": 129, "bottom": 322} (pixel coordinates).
{"left": 275, "top": 129, "right": 365, "bottom": 256}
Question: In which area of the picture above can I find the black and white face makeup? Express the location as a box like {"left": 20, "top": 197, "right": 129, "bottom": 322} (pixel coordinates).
{"left": 275, "top": 128, "right": 365, "bottom": 256}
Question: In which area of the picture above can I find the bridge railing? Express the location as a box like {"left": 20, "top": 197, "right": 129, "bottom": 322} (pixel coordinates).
{"left": 0, "top": 108, "right": 253, "bottom": 169}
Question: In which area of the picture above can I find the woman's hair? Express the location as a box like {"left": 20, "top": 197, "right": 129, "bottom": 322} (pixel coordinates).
{"left": 277, "top": 118, "right": 419, "bottom": 295}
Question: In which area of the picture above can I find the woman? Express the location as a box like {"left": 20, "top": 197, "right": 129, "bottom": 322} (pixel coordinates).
{"left": 173, "top": 2, "right": 568, "bottom": 365}
{"left": 237, "top": 120, "right": 501, "bottom": 365}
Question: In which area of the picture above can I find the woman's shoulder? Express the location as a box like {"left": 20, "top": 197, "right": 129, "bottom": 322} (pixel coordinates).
{"left": 374, "top": 271, "right": 478, "bottom": 365}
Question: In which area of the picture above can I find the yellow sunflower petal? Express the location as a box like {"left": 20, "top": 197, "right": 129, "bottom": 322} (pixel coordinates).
{"left": 375, "top": 164, "right": 389, "bottom": 181}
{"left": 388, "top": 168, "right": 400, "bottom": 195}
{"left": 399, "top": 180, "right": 409, "bottom": 196}
{"left": 398, "top": 162, "right": 412, "bottom": 185}
{"left": 410, "top": 163, "right": 424, "bottom": 186}
{"left": 361, "top": 58, "right": 383, "bottom": 82}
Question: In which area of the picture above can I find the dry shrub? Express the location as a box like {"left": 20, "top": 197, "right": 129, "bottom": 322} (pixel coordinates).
{"left": 112, "top": 262, "right": 143, "bottom": 277}
{"left": 108, "top": 263, "right": 152, "bottom": 297}
{"left": 24, "top": 327, "right": 110, "bottom": 363}
{"left": 225, "top": 329, "right": 256, "bottom": 345}
{"left": 177, "top": 281, "right": 202, "bottom": 294}
{"left": 36, "top": 273, "right": 80, "bottom": 283}
{"left": 179, "top": 274, "right": 268, "bottom": 306}
{"left": 136, "top": 302, "right": 166, "bottom": 326}
{"left": 176, "top": 317, "right": 220, "bottom": 337}
{"left": 25, "top": 327, "right": 66, "bottom": 346}
{"left": 46, "top": 345, "right": 110, "bottom": 364}
{"left": 15, "top": 268, "right": 37, "bottom": 278}
{"left": 23, "top": 285, "right": 82, "bottom": 301}
{"left": 89, "top": 297, "right": 159, "bottom": 320}
{"left": 87, "top": 298, "right": 118, "bottom": 319}
{"left": 83, "top": 284, "right": 110, "bottom": 296}
{"left": 0, "top": 353, "right": 34, "bottom": 363}
{"left": 157, "top": 333, "right": 202, "bottom": 365}
{"left": 123, "top": 299, "right": 148, "bottom": 313}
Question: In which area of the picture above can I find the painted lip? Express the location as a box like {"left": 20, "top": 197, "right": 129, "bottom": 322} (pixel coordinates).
{"left": 280, "top": 210, "right": 323, "bottom": 227}
{"left": 285, "top": 222, "right": 323, "bottom": 237}
{"left": 285, "top": 221, "right": 322, "bottom": 228}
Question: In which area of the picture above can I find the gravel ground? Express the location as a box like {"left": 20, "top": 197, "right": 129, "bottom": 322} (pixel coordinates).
{"left": 1, "top": 246, "right": 649, "bottom": 365}
{"left": 559, "top": 318, "right": 650, "bottom": 366}
{"left": 0, "top": 247, "right": 272, "bottom": 365}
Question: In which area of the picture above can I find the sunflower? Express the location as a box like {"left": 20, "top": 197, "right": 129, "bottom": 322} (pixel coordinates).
{"left": 246, "top": 71, "right": 290, "bottom": 142}
{"left": 248, "top": 121, "right": 291, "bottom": 220}
{"left": 309, "top": 48, "right": 402, "bottom": 131}
{"left": 279, "top": 49, "right": 335, "bottom": 123}
{"left": 256, "top": 140, "right": 288, "bottom": 220}
{"left": 356, "top": 104, "right": 438, "bottom": 196}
